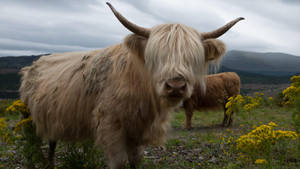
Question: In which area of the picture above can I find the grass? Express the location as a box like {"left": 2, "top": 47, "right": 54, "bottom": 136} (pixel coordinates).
{"left": 0, "top": 99, "right": 13, "bottom": 116}
{"left": 0, "top": 100, "right": 299, "bottom": 169}
{"left": 142, "top": 107, "right": 299, "bottom": 168}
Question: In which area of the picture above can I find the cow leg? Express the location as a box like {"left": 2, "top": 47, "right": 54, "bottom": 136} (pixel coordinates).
{"left": 222, "top": 113, "right": 228, "bottom": 127}
{"left": 185, "top": 109, "right": 194, "bottom": 130}
{"left": 47, "top": 140, "right": 56, "bottom": 169}
{"left": 183, "top": 101, "right": 194, "bottom": 130}
{"left": 227, "top": 112, "right": 233, "bottom": 127}
{"left": 127, "top": 145, "right": 144, "bottom": 169}
{"left": 222, "top": 104, "right": 228, "bottom": 127}
{"left": 105, "top": 140, "right": 127, "bottom": 169}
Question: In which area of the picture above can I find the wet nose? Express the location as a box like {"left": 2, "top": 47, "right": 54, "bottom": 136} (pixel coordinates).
{"left": 165, "top": 77, "right": 186, "bottom": 95}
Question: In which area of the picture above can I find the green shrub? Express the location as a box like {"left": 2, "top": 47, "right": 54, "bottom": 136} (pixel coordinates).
{"left": 236, "top": 122, "right": 298, "bottom": 167}
{"left": 274, "top": 92, "right": 284, "bottom": 107}
{"left": 292, "top": 97, "right": 300, "bottom": 158}
{"left": 58, "top": 140, "right": 105, "bottom": 169}
{"left": 0, "top": 99, "right": 13, "bottom": 116}
{"left": 14, "top": 117, "right": 46, "bottom": 168}
{"left": 292, "top": 97, "right": 300, "bottom": 133}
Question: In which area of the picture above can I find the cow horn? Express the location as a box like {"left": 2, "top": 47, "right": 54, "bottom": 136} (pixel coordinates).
{"left": 106, "top": 2, "right": 150, "bottom": 38}
{"left": 202, "top": 17, "right": 245, "bottom": 39}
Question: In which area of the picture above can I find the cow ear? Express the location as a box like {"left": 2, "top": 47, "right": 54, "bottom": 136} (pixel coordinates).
{"left": 124, "top": 34, "right": 148, "bottom": 59}
{"left": 203, "top": 39, "right": 226, "bottom": 61}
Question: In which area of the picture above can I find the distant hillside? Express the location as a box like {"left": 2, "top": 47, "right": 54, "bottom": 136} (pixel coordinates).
{"left": 0, "top": 54, "right": 45, "bottom": 72}
{"left": 0, "top": 54, "right": 45, "bottom": 98}
{"left": 218, "top": 66, "right": 291, "bottom": 84}
{"left": 222, "top": 50, "right": 300, "bottom": 76}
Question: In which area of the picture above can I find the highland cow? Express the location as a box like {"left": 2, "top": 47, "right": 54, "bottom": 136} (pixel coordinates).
{"left": 19, "top": 3, "right": 243, "bottom": 169}
{"left": 183, "top": 72, "right": 241, "bottom": 129}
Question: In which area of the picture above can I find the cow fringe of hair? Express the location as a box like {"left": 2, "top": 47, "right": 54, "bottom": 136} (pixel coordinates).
{"left": 144, "top": 24, "right": 207, "bottom": 93}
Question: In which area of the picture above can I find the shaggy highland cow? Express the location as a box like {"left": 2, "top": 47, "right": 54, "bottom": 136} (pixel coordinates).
{"left": 19, "top": 3, "right": 244, "bottom": 169}
{"left": 183, "top": 72, "right": 241, "bottom": 129}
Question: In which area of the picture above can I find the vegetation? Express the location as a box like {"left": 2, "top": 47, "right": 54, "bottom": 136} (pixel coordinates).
{"left": 0, "top": 76, "right": 300, "bottom": 168}
{"left": 282, "top": 75, "right": 300, "bottom": 106}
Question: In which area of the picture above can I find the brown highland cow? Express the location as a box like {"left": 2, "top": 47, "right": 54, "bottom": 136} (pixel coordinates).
{"left": 19, "top": 3, "right": 243, "bottom": 169}
{"left": 183, "top": 72, "right": 241, "bottom": 129}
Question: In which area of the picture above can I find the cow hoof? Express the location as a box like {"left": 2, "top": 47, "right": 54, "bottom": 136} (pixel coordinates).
{"left": 185, "top": 127, "right": 192, "bottom": 130}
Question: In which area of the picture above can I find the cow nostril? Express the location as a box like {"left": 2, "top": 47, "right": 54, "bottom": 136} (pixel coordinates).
{"left": 165, "top": 82, "right": 172, "bottom": 90}
{"left": 180, "top": 83, "right": 186, "bottom": 91}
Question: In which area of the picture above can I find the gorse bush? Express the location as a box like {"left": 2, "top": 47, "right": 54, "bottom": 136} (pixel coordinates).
{"left": 293, "top": 97, "right": 300, "bottom": 133}
{"left": 236, "top": 122, "right": 298, "bottom": 166}
{"left": 6, "top": 99, "right": 30, "bottom": 117}
{"left": 267, "top": 96, "right": 274, "bottom": 108}
{"left": 282, "top": 75, "right": 300, "bottom": 106}
{"left": 1, "top": 100, "right": 106, "bottom": 169}
{"left": 292, "top": 96, "right": 300, "bottom": 158}
{"left": 0, "top": 99, "right": 13, "bottom": 116}
{"left": 274, "top": 92, "right": 285, "bottom": 107}
{"left": 226, "top": 92, "right": 267, "bottom": 115}
{"left": 1, "top": 100, "right": 46, "bottom": 168}
{"left": 244, "top": 92, "right": 265, "bottom": 112}
{"left": 0, "top": 117, "right": 12, "bottom": 144}
{"left": 14, "top": 116, "right": 46, "bottom": 168}
{"left": 225, "top": 94, "right": 244, "bottom": 116}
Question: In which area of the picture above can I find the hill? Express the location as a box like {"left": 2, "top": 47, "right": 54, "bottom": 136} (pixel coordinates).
{"left": 222, "top": 50, "right": 300, "bottom": 76}
{"left": 0, "top": 55, "right": 45, "bottom": 98}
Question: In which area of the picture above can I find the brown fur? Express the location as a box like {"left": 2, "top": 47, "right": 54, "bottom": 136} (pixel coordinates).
{"left": 19, "top": 23, "right": 227, "bottom": 168}
{"left": 183, "top": 72, "right": 240, "bottom": 129}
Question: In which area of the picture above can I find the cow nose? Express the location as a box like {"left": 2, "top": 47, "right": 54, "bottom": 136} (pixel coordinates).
{"left": 165, "top": 78, "right": 186, "bottom": 94}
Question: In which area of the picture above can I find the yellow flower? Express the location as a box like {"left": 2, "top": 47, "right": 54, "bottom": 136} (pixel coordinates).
{"left": 291, "top": 75, "right": 300, "bottom": 87}
{"left": 225, "top": 101, "right": 232, "bottom": 109}
{"left": 14, "top": 116, "right": 33, "bottom": 133}
{"left": 282, "top": 76, "right": 300, "bottom": 105}
{"left": 268, "top": 121, "right": 277, "bottom": 127}
{"left": 236, "top": 122, "right": 298, "bottom": 153}
{"left": 255, "top": 159, "right": 267, "bottom": 164}
{"left": 5, "top": 100, "right": 30, "bottom": 114}
{"left": 0, "top": 118, "right": 7, "bottom": 131}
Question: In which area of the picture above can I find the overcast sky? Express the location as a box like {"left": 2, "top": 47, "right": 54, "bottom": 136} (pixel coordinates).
{"left": 0, "top": 0, "right": 300, "bottom": 57}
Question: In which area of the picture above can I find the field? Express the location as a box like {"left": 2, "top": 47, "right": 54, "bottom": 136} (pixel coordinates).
{"left": 0, "top": 98, "right": 299, "bottom": 169}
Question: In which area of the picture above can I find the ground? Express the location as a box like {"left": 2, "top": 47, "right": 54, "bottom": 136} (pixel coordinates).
{"left": 0, "top": 101, "right": 299, "bottom": 169}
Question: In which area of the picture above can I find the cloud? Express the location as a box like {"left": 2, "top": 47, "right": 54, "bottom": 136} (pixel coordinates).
{"left": 0, "top": 0, "right": 299, "bottom": 56}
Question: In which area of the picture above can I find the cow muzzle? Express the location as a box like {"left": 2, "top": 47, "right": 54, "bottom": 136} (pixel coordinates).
{"left": 164, "top": 76, "right": 187, "bottom": 99}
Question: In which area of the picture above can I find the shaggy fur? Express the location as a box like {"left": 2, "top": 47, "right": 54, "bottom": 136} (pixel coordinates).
{"left": 183, "top": 72, "right": 240, "bottom": 129}
{"left": 20, "top": 25, "right": 226, "bottom": 169}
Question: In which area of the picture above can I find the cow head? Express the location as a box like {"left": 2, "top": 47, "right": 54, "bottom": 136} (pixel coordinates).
{"left": 107, "top": 3, "right": 244, "bottom": 105}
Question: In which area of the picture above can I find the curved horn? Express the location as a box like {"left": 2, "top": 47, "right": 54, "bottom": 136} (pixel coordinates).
{"left": 202, "top": 17, "right": 245, "bottom": 39}
{"left": 106, "top": 2, "right": 150, "bottom": 38}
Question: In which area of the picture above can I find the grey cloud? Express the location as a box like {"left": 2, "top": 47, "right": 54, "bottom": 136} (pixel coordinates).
{"left": 281, "top": 0, "right": 300, "bottom": 4}
{"left": 0, "top": 38, "right": 95, "bottom": 53}
{"left": 0, "top": 0, "right": 299, "bottom": 57}
{"left": 3, "top": 0, "right": 103, "bottom": 12}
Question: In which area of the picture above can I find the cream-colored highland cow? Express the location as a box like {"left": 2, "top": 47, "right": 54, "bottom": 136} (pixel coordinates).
{"left": 19, "top": 2, "right": 244, "bottom": 169}
{"left": 183, "top": 72, "right": 241, "bottom": 129}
